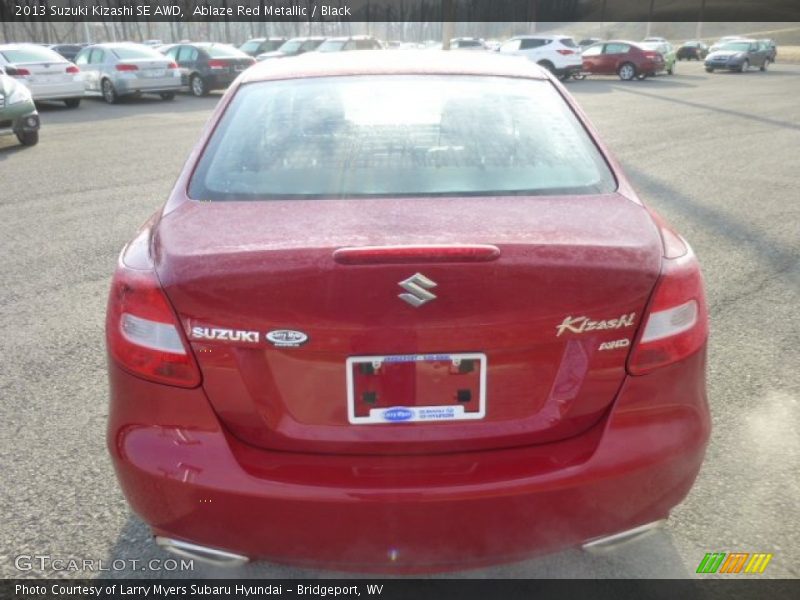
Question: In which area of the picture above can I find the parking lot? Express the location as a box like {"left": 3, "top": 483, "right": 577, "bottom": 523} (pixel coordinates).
{"left": 1, "top": 59, "right": 799, "bottom": 579}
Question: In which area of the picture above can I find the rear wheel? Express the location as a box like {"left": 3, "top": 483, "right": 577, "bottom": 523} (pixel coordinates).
{"left": 536, "top": 60, "right": 556, "bottom": 75}
{"left": 618, "top": 62, "right": 636, "bottom": 81}
{"left": 739, "top": 59, "right": 749, "bottom": 73}
{"left": 102, "top": 79, "right": 118, "bottom": 104}
{"left": 17, "top": 130, "right": 39, "bottom": 146}
{"left": 760, "top": 59, "right": 769, "bottom": 72}
{"left": 190, "top": 74, "right": 207, "bottom": 97}
{"left": 160, "top": 92, "right": 176, "bottom": 101}
{"left": 64, "top": 98, "right": 81, "bottom": 109}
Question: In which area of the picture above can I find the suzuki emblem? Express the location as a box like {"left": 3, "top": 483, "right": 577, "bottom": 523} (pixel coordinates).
{"left": 398, "top": 273, "right": 437, "bottom": 307}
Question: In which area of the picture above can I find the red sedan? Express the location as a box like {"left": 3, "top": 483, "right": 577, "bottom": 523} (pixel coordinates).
{"left": 581, "top": 40, "right": 666, "bottom": 80}
{"left": 106, "top": 51, "right": 709, "bottom": 572}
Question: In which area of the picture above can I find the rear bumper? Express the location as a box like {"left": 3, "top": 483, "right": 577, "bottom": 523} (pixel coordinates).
{"left": 30, "top": 81, "right": 84, "bottom": 101}
{"left": 205, "top": 72, "right": 240, "bottom": 90}
{"left": 553, "top": 65, "right": 582, "bottom": 77}
{"left": 107, "top": 350, "right": 710, "bottom": 572}
{"left": 642, "top": 60, "right": 665, "bottom": 74}
{"left": 115, "top": 76, "right": 182, "bottom": 95}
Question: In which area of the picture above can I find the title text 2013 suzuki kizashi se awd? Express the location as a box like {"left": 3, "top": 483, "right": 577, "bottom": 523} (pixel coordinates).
{"left": 106, "top": 52, "right": 710, "bottom": 571}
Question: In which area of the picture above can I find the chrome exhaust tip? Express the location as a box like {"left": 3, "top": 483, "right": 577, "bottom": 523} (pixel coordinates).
{"left": 155, "top": 536, "right": 249, "bottom": 567}
{"left": 581, "top": 519, "right": 667, "bottom": 552}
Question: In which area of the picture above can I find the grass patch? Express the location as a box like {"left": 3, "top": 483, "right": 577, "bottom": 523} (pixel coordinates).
{"left": 777, "top": 45, "right": 800, "bottom": 63}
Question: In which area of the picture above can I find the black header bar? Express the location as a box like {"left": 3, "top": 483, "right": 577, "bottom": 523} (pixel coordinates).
{"left": 3, "top": 579, "right": 800, "bottom": 600}
{"left": 2, "top": 0, "right": 800, "bottom": 23}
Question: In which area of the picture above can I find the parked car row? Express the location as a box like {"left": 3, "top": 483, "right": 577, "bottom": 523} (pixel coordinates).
{"left": 1, "top": 32, "right": 781, "bottom": 151}
{"left": 496, "top": 34, "right": 778, "bottom": 81}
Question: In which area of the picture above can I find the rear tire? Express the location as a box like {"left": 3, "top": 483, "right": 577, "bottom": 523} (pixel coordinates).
{"left": 536, "top": 60, "right": 557, "bottom": 75}
{"left": 618, "top": 62, "right": 636, "bottom": 81}
{"left": 17, "top": 130, "right": 39, "bottom": 146}
{"left": 102, "top": 79, "right": 118, "bottom": 104}
{"left": 160, "top": 92, "right": 176, "bottom": 101}
{"left": 190, "top": 74, "right": 207, "bottom": 97}
{"left": 760, "top": 59, "right": 769, "bottom": 72}
{"left": 739, "top": 59, "right": 749, "bottom": 73}
{"left": 64, "top": 98, "right": 81, "bottom": 108}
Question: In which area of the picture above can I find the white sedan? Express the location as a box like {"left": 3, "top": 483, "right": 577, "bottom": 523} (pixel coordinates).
{"left": 0, "top": 43, "right": 84, "bottom": 108}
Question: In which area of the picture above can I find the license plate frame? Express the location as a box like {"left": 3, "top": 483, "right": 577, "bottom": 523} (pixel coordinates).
{"left": 346, "top": 352, "right": 487, "bottom": 424}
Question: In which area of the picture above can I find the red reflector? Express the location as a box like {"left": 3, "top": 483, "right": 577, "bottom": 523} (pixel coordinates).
{"left": 556, "top": 49, "right": 575, "bottom": 55}
{"left": 208, "top": 59, "right": 227, "bottom": 69}
{"left": 66, "top": 65, "right": 80, "bottom": 74}
{"left": 333, "top": 245, "right": 501, "bottom": 265}
{"left": 167, "top": 61, "right": 178, "bottom": 69}
{"left": 115, "top": 63, "right": 139, "bottom": 71}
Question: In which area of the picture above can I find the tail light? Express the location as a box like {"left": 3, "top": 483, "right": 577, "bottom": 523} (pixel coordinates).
{"left": 628, "top": 249, "right": 708, "bottom": 375}
{"left": 66, "top": 65, "right": 80, "bottom": 74}
{"left": 115, "top": 64, "right": 139, "bottom": 72}
{"left": 208, "top": 59, "right": 227, "bottom": 69}
{"left": 556, "top": 49, "right": 575, "bottom": 55}
{"left": 167, "top": 62, "right": 178, "bottom": 69}
{"left": 247, "top": 58, "right": 256, "bottom": 65}
{"left": 106, "top": 232, "right": 200, "bottom": 388}
{"left": 7, "top": 66, "right": 31, "bottom": 77}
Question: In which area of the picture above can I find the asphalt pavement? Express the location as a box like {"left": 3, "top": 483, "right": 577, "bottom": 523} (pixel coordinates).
{"left": 1, "top": 60, "right": 798, "bottom": 579}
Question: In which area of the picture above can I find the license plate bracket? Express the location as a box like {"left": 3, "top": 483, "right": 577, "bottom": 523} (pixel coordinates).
{"left": 346, "top": 352, "right": 486, "bottom": 424}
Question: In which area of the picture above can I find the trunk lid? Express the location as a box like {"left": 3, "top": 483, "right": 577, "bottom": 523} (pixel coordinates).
{"left": 122, "top": 58, "right": 173, "bottom": 78}
{"left": 208, "top": 57, "right": 255, "bottom": 74}
{"left": 17, "top": 60, "right": 73, "bottom": 84}
{"left": 155, "top": 194, "right": 662, "bottom": 454}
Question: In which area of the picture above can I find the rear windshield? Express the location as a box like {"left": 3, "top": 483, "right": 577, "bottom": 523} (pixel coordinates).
{"left": 718, "top": 42, "right": 751, "bottom": 52}
{"left": 239, "top": 40, "right": 262, "bottom": 53}
{"left": 318, "top": 40, "right": 347, "bottom": 52}
{"left": 111, "top": 45, "right": 164, "bottom": 60}
{"left": 203, "top": 44, "right": 247, "bottom": 58}
{"left": 189, "top": 75, "right": 616, "bottom": 200}
{"left": 560, "top": 38, "right": 578, "bottom": 48}
{"left": 0, "top": 46, "right": 66, "bottom": 63}
{"left": 278, "top": 40, "right": 303, "bottom": 54}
